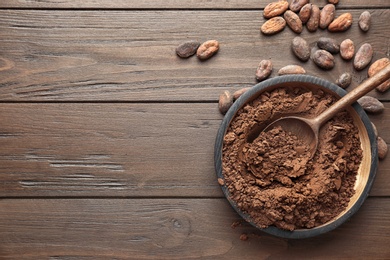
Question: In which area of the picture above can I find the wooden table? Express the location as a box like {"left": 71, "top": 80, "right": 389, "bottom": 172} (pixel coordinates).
{"left": 0, "top": 1, "right": 389, "bottom": 258}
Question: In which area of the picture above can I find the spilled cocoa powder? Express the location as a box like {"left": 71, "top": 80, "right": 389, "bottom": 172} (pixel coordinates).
{"left": 222, "top": 87, "right": 363, "bottom": 231}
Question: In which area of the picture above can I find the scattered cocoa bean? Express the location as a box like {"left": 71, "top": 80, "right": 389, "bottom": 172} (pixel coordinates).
{"left": 256, "top": 60, "right": 273, "bottom": 81}
{"left": 340, "top": 39, "right": 355, "bottom": 60}
{"left": 319, "top": 4, "right": 335, "bottom": 29}
{"left": 291, "top": 36, "right": 310, "bottom": 61}
{"left": 299, "top": 3, "right": 312, "bottom": 24}
{"left": 358, "top": 11, "right": 371, "bottom": 32}
{"left": 317, "top": 37, "right": 340, "bottom": 54}
{"left": 233, "top": 87, "right": 251, "bottom": 100}
{"left": 261, "top": 17, "right": 287, "bottom": 35}
{"left": 284, "top": 10, "right": 303, "bottom": 34}
{"left": 354, "top": 43, "right": 373, "bottom": 71}
{"left": 219, "top": 90, "right": 233, "bottom": 115}
{"left": 263, "top": 1, "right": 289, "bottom": 19}
{"left": 278, "top": 65, "right": 306, "bottom": 75}
{"left": 312, "top": 49, "right": 335, "bottom": 70}
{"left": 328, "top": 13, "right": 353, "bottom": 32}
{"left": 371, "top": 122, "right": 378, "bottom": 137}
{"left": 176, "top": 41, "right": 200, "bottom": 58}
{"left": 327, "top": 0, "right": 339, "bottom": 4}
{"left": 306, "top": 4, "right": 320, "bottom": 32}
{"left": 289, "top": 0, "right": 309, "bottom": 13}
{"left": 368, "top": 58, "right": 390, "bottom": 93}
{"left": 357, "top": 96, "right": 384, "bottom": 114}
{"left": 197, "top": 40, "right": 219, "bottom": 60}
{"left": 336, "top": 72, "right": 352, "bottom": 89}
{"left": 377, "top": 136, "right": 388, "bottom": 160}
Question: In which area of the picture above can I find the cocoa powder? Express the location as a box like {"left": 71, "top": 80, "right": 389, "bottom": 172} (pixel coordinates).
{"left": 222, "top": 87, "right": 362, "bottom": 230}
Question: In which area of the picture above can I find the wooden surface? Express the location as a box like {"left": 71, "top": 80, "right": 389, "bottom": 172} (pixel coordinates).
{"left": 0, "top": 1, "right": 389, "bottom": 259}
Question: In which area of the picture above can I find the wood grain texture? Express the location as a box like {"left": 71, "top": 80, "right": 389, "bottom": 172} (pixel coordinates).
{"left": 0, "top": 103, "right": 388, "bottom": 197}
{"left": 1, "top": 0, "right": 389, "bottom": 9}
{"left": 0, "top": 198, "right": 388, "bottom": 259}
{"left": 0, "top": 10, "right": 389, "bottom": 101}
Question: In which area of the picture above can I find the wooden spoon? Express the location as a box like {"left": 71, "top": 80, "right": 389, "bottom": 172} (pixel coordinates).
{"left": 262, "top": 63, "right": 390, "bottom": 157}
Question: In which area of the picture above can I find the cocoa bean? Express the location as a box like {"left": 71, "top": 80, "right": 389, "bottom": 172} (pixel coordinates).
{"left": 319, "top": 4, "right": 335, "bottom": 29}
{"left": 196, "top": 40, "right": 219, "bottom": 60}
{"left": 306, "top": 4, "right": 320, "bottom": 32}
{"left": 312, "top": 50, "right": 335, "bottom": 70}
{"left": 328, "top": 13, "right": 353, "bottom": 32}
{"left": 278, "top": 65, "right": 306, "bottom": 75}
{"left": 256, "top": 60, "right": 273, "bottom": 81}
{"left": 261, "top": 17, "right": 287, "bottom": 35}
{"left": 377, "top": 136, "right": 388, "bottom": 160}
{"left": 289, "top": 0, "right": 309, "bottom": 13}
{"left": 263, "top": 1, "right": 289, "bottom": 19}
{"left": 284, "top": 10, "right": 303, "bottom": 34}
{"left": 335, "top": 73, "right": 352, "bottom": 89}
{"left": 317, "top": 37, "right": 339, "bottom": 54}
{"left": 368, "top": 58, "right": 390, "bottom": 93}
{"left": 358, "top": 11, "right": 371, "bottom": 32}
{"left": 340, "top": 39, "right": 355, "bottom": 60}
{"left": 327, "top": 0, "right": 339, "bottom": 4}
{"left": 176, "top": 41, "right": 200, "bottom": 58}
{"left": 219, "top": 90, "right": 233, "bottom": 115}
{"left": 357, "top": 96, "right": 384, "bottom": 114}
{"left": 354, "top": 43, "right": 373, "bottom": 71}
{"left": 299, "top": 3, "right": 312, "bottom": 24}
{"left": 291, "top": 36, "right": 310, "bottom": 61}
{"left": 233, "top": 87, "right": 251, "bottom": 100}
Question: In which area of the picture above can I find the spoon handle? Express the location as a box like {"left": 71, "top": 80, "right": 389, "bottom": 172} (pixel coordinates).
{"left": 315, "top": 63, "right": 390, "bottom": 126}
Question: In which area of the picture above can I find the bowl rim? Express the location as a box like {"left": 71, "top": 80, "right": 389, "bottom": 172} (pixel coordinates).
{"left": 214, "top": 74, "right": 378, "bottom": 239}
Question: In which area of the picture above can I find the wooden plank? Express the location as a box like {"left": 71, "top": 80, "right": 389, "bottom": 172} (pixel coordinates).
{"left": 0, "top": 0, "right": 389, "bottom": 9}
{"left": 0, "top": 198, "right": 388, "bottom": 259}
{"left": 0, "top": 103, "right": 388, "bottom": 197}
{"left": 0, "top": 10, "right": 389, "bottom": 101}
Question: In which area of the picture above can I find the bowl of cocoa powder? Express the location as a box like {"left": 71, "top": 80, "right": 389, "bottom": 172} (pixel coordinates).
{"left": 215, "top": 75, "right": 378, "bottom": 239}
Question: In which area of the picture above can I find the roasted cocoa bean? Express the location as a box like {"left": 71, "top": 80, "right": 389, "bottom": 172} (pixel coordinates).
{"left": 357, "top": 96, "right": 384, "bottom": 114}
{"left": 263, "top": 1, "right": 289, "bottom": 19}
{"left": 358, "top": 11, "right": 371, "bottom": 32}
{"left": 336, "top": 73, "right": 352, "bottom": 89}
{"left": 256, "top": 60, "right": 273, "bottom": 81}
{"left": 278, "top": 65, "right": 306, "bottom": 75}
{"left": 197, "top": 40, "right": 219, "bottom": 60}
{"left": 306, "top": 4, "right": 320, "bottom": 32}
{"left": 317, "top": 37, "right": 339, "bottom": 54}
{"left": 319, "top": 4, "right": 335, "bottom": 29}
{"left": 219, "top": 90, "right": 233, "bottom": 115}
{"left": 233, "top": 87, "right": 251, "bottom": 100}
{"left": 291, "top": 36, "right": 310, "bottom": 61}
{"left": 299, "top": 3, "right": 312, "bottom": 24}
{"left": 284, "top": 10, "right": 303, "bottom": 33}
{"left": 328, "top": 0, "right": 339, "bottom": 4}
{"left": 368, "top": 58, "right": 390, "bottom": 92}
{"left": 289, "top": 0, "right": 308, "bottom": 13}
{"left": 340, "top": 39, "right": 355, "bottom": 60}
{"left": 377, "top": 136, "right": 388, "bottom": 160}
{"left": 176, "top": 41, "right": 200, "bottom": 58}
{"left": 354, "top": 43, "right": 373, "bottom": 71}
{"left": 312, "top": 50, "right": 335, "bottom": 70}
{"left": 328, "top": 13, "right": 353, "bottom": 32}
{"left": 261, "top": 17, "right": 287, "bottom": 35}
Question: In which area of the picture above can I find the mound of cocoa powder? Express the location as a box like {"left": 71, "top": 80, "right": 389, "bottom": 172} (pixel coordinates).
{"left": 222, "top": 87, "right": 362, "bottom": 231}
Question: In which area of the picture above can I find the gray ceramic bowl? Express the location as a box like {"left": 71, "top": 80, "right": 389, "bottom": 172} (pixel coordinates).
{"left": 214, "top": 75, "right": 378, "bottom": 239}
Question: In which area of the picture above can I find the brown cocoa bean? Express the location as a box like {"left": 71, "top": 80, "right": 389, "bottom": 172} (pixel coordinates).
{"left": 340, "top": 39, "right": 355, "bottom": 60}
{"left": 298, "top": 3, "right": 312, "bottom": 24}
{"left": 317, "top": 37, "right": 339, "bottom": 54}
{"left": 219, "top": 90, "right": 233, "bottom": 115}
{"left": 377, "top": 136, "right": 388, "bottom": 160}
{"left": 256, "top": 60, "right": 273, "bottom": 81}
{"left": 289, "top": 0, "right": 308, "bottom": 13}
{"left": 358, "top": 11, "right": 371, "bottom": 32}
{"left": 336, "top": 73, "right": 352, "bottom": 89}
{"left": 357, "top": 96, "right": 384, "bottom": 114}
{"left": 312, "top": 50, "right": 335, "bottom": 70}
{"left": 306, "top": 4, "right": 320, "bottom": 32}
{"left": 328, "top": 13, "right": 353, "bottom": 32}
{"left": 263, "top": 1, "right": 289, "bottom": 19}
{"left": 261, "top": 17, "right": 287, "bottom": 35}
{"left": 284, "top": 10, "right": 303, "bottom": 33}
{"left": 354, "top": 43, "right": 373, "bottom": 71}
{"left": 368, "top": 58, "right": 390, "bottom": 93}
{"left": 233, "top": 87, "right": 251, "bottom": 100}
{"left": 197, "top": 40, "right": 219, "bottom": 60}
{"left": 327, "top": 0, "right": 339, "bottom": 4}
{"left": 278, "top": 65, "right": 306, "bottom": 75}
{"left": 319, "top": 4, "right": 335, "bottom": 29}
{"left": 291, "top": 36, "right": 310, "bottom": 61}
{"left": 176, "top": 41, "right": 200, "bottom": 58}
